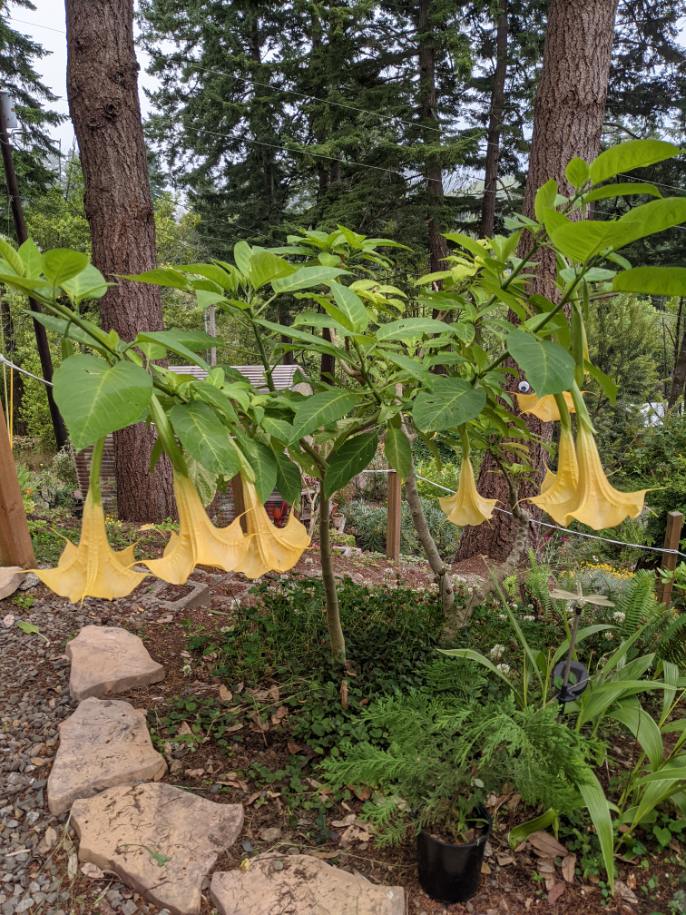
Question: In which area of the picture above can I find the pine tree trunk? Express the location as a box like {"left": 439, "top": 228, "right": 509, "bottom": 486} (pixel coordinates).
{"left": 65, "top": 0, "right": 174, "bottom": 522}
{"left": 457, "top": 0, "right": 619, "bottom": 564}
{"left": 669, "top": 299, "right": 686, "bottom": 406}
{"left": 0, "top": 299, "right": 26, "bottom": 435}
{"left": 480, "top": 0, "right": 508, "bottom": 238}
{"left": 417, "top": 0, "right": 448, "bottom": 274}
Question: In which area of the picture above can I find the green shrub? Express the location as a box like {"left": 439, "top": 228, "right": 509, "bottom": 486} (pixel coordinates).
{"left": 343, "top": 497, "right": 458, "bottom": 559}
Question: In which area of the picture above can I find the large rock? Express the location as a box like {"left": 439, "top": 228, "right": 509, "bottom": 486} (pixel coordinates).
{"left": 47, "top": 697, "right": 166, "bottom": 815}
{"left": 72, "top": 783, "right": 244, "bottom": 915}
{"left": 210, "top": 855, "right": 406, "bottom": 915}
{"left": 67, "top": 625, "right": 164, "bottom": 700}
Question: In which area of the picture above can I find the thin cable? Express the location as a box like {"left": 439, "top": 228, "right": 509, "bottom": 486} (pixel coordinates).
{"left": 0, "top": 354, "right": 53, "bottom": 387}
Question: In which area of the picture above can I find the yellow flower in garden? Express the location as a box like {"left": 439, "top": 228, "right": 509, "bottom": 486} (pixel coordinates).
{"left": 236, "top": 478, "right": 310, "bottom": 579}
{"left": 566, "top": 425, "right": 646, "bottom": 530}
{"left": 529, "top": 425, "right": 580, "bottom": 526}
{"left": 517, "top": 391, "right": 575, "bottom": 423}
{"left": 440, "top": 458, "right": 497, "bottom": 527}
{"left": 34, "top": 492, "right": 146, "bottom": 603}
{"left": 144, "top": 472, "right": 247, "bottom": 584}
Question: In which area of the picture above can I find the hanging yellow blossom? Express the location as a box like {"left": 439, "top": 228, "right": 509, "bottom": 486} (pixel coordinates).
{"left": 517, "top": 391, "right": 576, "bottom": 423}
{"left": 34, "top": 443, "right": 146, "bottom": 603}
{"left": 529, "top": 425, "right": 580, "bottom": 526}
{"left": 440, "top": 457, "right": 497, "bottom": 527}
{"left": 143, "top": 472, "right": 247, "bottom": 584}
{"left": 566, "top": 425, "right": 646, "bottom": 530}
{"left": 236, "top": 478, "right": 310, "bottom": 579}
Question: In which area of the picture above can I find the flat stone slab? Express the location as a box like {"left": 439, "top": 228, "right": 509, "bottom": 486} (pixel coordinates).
{"left": 67, "top": 625, "right": 164, "bottom": 700}
{"left": 211, "top": 855, "right": 406, "bottom": 915}
{"left": 47, "top": 697, "right": 166, "bottom": 815}
{"left": 72, "top": 783, "right": 244, "bottom": 915}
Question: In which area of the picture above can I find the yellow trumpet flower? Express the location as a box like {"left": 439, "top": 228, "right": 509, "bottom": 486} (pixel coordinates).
{"left": 236, "top": 478, "right": 310, "bottom": 579}
{"left": 440, "top": 457, "right": 497, "bottom": 527}
{"left": 144, "top": 472, "right": 247, "bottom": 584}
{"left": 34, "top": 492, "right": 146, "bottom": 603}
{"left": 517, "top": 391, "right": 575, "bottom": 423}
{"left": 566, "top": 425, "right": 646, "bottom": 530}
{"left": 529, "top": 425, "right": 580, "bottom": 526}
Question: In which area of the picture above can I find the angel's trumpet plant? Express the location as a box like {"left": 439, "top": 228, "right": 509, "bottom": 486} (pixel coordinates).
{"left": 34, "top": 439, "right": 146, "bottom": 602}
{"left": 235, "top": 476, "right": 310, "bottom": 580}
{"left": 517, "top": 390, "right": 575, "bottom": 423}
{"left": 529, "top": 395, "right": 580, "bottom": 526}
{"left": 564, "top": 386, "right": 646, "bottom": 530}
{"left": 143, "top": 471, "right": 247, "bottom": 584}
{"left": 440, "top": 430, "right": 497, "bottom": 527}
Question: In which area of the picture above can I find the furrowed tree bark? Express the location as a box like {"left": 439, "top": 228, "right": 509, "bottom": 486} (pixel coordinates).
{"left": 417, "top": 0, "right": 448, "bottom": 274}
{"left": 480, "top": 0, "right": 508, "bottom": 238}
{"left": 458, "top": 0, "right": 619, "bottom": 564}
{"left": 66, "top": 0, "right": 174, "bottom": 521}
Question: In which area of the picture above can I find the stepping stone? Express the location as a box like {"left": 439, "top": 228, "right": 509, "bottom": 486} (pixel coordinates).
{"left": 67, "top": 625, "right": 164, "bottom": 700}
{"left": 47, "top": 697, "right": 166, "bottom": 815}
{"left": 72, "top": 783, "right": 244, "bottom": 915}
{"left": 210, "top": 855, "right": 406, "bottom": 915}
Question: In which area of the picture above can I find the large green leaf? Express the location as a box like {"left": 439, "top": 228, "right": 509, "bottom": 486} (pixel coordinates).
{"left": 60, "top": 264, "right": 109, "bottom": 302}
{"left": 329, "top": 282, "right": 370, "bottom": 332}
{"left": 249, "top": 251, "right": 294, "bottom": 289}
{"left": 549, "top": 219, "right": 614, "bottom": 262}
{"left": 613, "top": 266, "right": 686, "bottom": 297}
{"left": 0, "top": 236, "right": 25, "bottom": 275}
{"left": 589, "top": 139, "right": 679, "bottom": 185}
{"left": 439, "top": 647, "right": 515, "bottom": 691}
{"left": 239, "top": 437, "right": 278, "bottom": 502}
{"left": 376, "top": 317, "right": 449, "bottom": 342}
{"left": 289, "top": 390, "right": 359, "bottom": 442}
{"left": 323, "top": 431, "right": 378, "bottom": 499}
{"left": 271, "top": 265, "right": 348, "bottom": 293}
{"left": 122, "top": 267, "right": 189, "bottom": 289}
{"left": 53, "top": 354, "right": 152, "bottom": 450}
{"left": 508, "top": 809, "right": 559, "bottom": 848}
{"left": 193, "top": 382, "right": 239, "bottom": 425}
{"left": 578, "top": 772, "right": 615, "bottom": 890}
{"left": 609, "top": 702, "right": 663, "bottom": 769}
{"left": 507, "top": 329, "right": 575, "bottom": 395}
{"left": 255, "top": 319, "right": 344, "bottom": 360}
{"left": 169, "top": 402, "right": 241, "bottom": 476}
{"left": 607, "top": 197, "right": 686, "bottom": 252}
{"left": 413, "top": 377, "right": 486, "bottom": 432}
{"left": 384, "top": 424, "right": 412, "bottom": 481}
{"left": 274, "top": 451, "right": 302, "bottom": 505}
{"left": 31, "top": 312, "right": 103, "bottom": 349}
{"left": 134, "top": 330, "right": 212, "bottom": 369}
{"left": 43, "top": 249, "right": 89, "bottom": 286}
{"left": 583, "top": 182, "right": 661, "bottom": 203}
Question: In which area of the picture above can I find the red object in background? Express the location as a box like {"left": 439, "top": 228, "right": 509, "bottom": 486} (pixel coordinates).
{"left": 267, "top": 500, "right": 289, "bottom": 528}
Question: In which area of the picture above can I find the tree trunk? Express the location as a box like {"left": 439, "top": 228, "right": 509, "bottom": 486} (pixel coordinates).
{"left": 319, "top": 493, "right": 346, "bottom": 666}
{"left": 0, "top": 298, "right": 26, "bottom": 436}
{"left": 480, "top": 0, "right": 508, "bottom": 238}
{"left": 405, "top": 467, "right": 454, "bottom": 614}
{"left": 458, "top": 0, "right": 619, "bottom": 563}
{"left": 669, "top": 299, "right": 686, "bottom": 406}
{"left": 417, "top": 0, "right": 448, "bottom": 274}
{"left": 66, "top": 0, "right": 174, "bottom": 521}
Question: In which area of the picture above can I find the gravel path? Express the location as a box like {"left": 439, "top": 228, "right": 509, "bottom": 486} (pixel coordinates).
{"left": 0, "top": 581, "right": 179, "bottom": 915}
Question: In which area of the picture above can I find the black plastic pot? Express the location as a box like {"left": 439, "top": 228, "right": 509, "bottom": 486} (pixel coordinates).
{"left": 417, "top": 808, "right": 491, "bottom": 904}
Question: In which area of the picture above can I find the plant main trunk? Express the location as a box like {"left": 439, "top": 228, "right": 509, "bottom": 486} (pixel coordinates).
{"left": 479, "top": 0, "right": 508, "bottom": 238}
{"left": 319, "top": 493, "right": 346, "bottom": 666}
{"left": 66, "top": 0, "right": 174, "bottom": 522}
{"left": 458, "top": 0, "right": 619, "bottom": 564}
{"left": 405, "top": 468, "right": 454, "bottom": 614}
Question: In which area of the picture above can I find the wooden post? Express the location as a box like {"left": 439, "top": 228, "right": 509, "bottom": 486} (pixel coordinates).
{"left": 658, "top": 510, "right": 684, "bottom": 606}
{"left": 0, "top": 401, "right": 35, "bottom": 567}
{"left": 386, "top": 470, "right": 402, "bottom": 561}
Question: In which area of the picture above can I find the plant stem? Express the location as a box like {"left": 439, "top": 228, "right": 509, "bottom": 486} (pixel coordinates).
{"left": 319, "top": 493, "right": 346, "bottom": 666}
{"left": 404, "top": 464, "right": 454, "bottom": 616}
{"left": 88, "top": 437, "right": 105, "bottom": 503}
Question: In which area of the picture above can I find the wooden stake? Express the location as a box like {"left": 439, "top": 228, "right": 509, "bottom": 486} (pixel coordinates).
{"left": 0, "top": 401, "right": 35, "bottom": 567}
{"left": 658, "top": 510, "right": 684, "bottom": 607}
{"left": 386, "top": 470, "right": 402, "bottom": 561}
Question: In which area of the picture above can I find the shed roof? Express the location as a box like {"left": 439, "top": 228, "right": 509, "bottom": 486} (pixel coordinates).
{"left": 169, "top": 364, "right": 298, "bottom": 391}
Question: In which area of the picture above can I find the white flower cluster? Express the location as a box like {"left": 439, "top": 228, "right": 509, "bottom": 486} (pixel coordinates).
{"left": 489, "top": 643, "right": 506, "bottom": 661}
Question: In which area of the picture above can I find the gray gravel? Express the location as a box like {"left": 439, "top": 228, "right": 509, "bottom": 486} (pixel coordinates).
{"left": 0, "top": 581, "right": 194, "bottom": 915}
